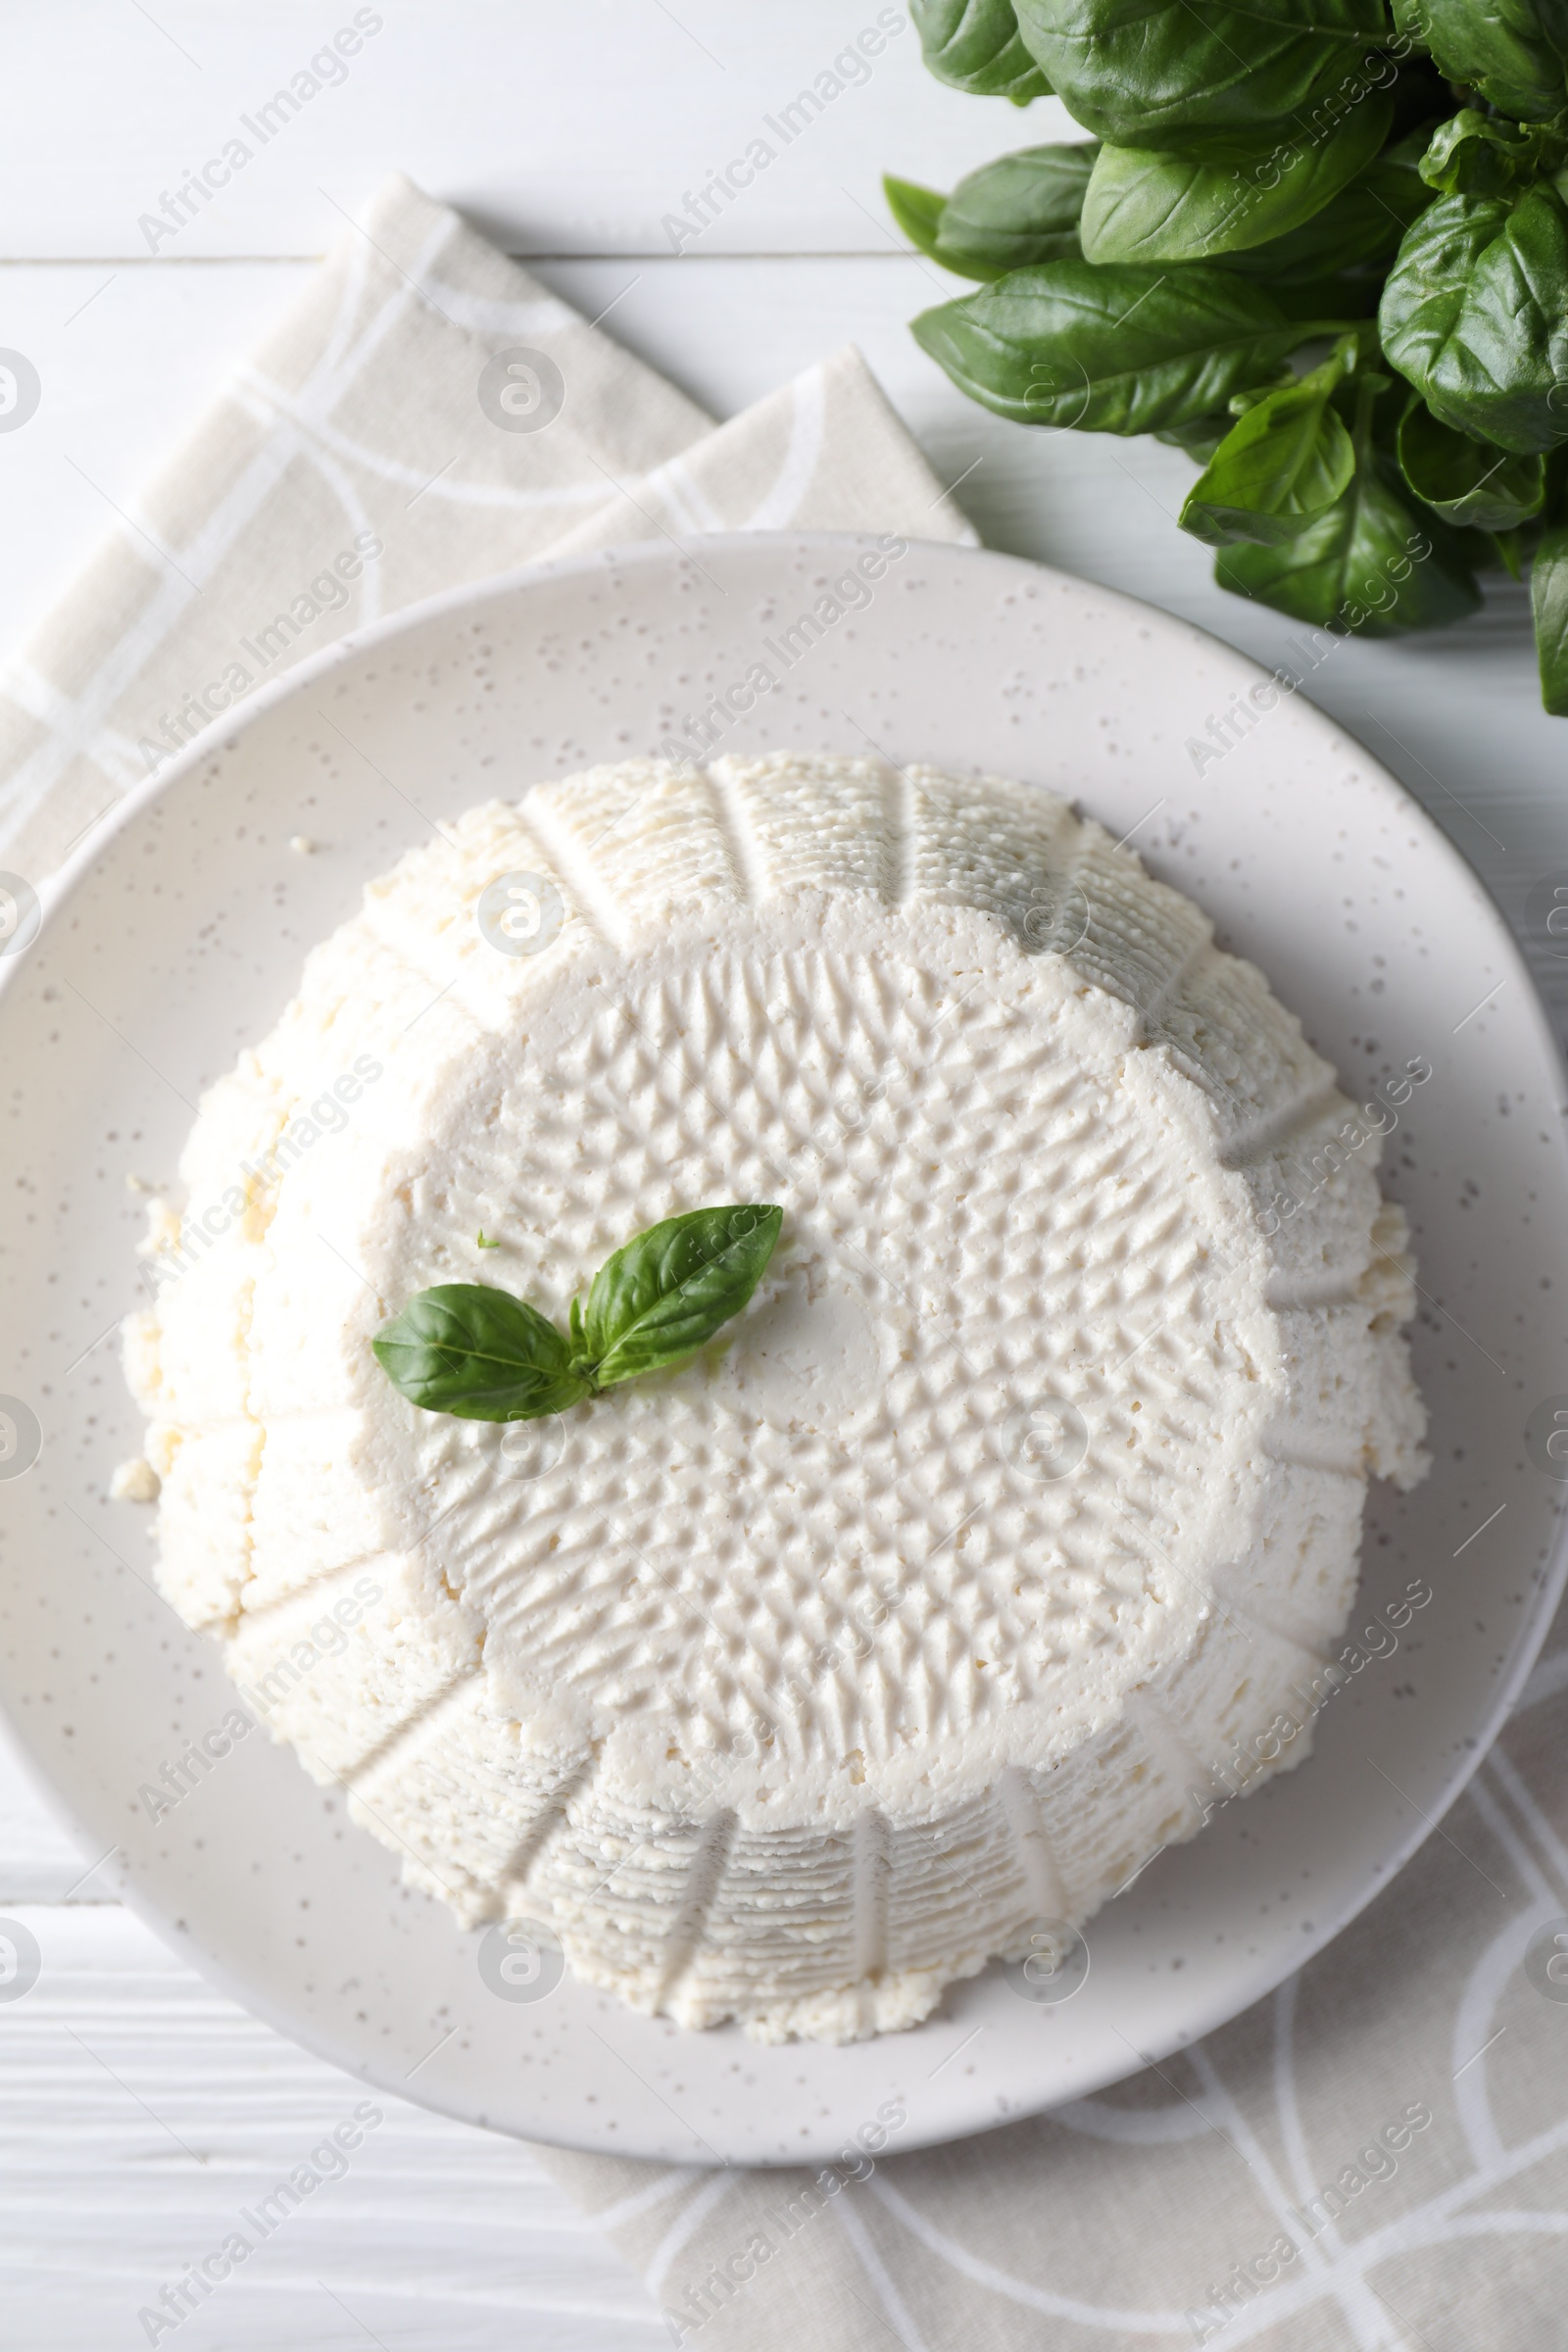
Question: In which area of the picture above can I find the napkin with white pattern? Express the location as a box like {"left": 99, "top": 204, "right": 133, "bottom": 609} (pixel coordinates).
{"left": 0, "top": 172, "right": 973, "bottom": 884}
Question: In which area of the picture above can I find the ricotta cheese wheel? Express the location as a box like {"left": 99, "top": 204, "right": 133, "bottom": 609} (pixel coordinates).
{"left": 124, "top": 753, "right": 1428, "bottom": 2042}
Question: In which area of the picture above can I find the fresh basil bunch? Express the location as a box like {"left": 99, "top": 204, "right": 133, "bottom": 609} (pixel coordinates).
{"left": 894, "top": 0, "right": 1568, "bottom": 712}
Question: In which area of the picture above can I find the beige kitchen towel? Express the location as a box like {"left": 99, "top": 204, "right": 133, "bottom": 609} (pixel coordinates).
{"left": 9, "top": 164, "right": 1567, "bottom": 2352}
{"left": 0, "top": 170, "right": 974, "bottom": 886}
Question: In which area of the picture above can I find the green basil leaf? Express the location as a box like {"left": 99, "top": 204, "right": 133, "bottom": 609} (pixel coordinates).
{"left": 1229, "top": 374, "right": 1300, "bottom": 413}
{"left": 912, "top": 262, "right": 1335, "bottom": 434}
{"left": 583, "top": 1205, "right": 783, "bottom": 1390}
{"left": 1181, "top": 350, "right": 1359, "bottom": 545}
{"left": 1214, "top": 139, "right": 1434, "bottom": 283}
{"left": 1532, "top": 517, "right": 1568, "bottom": 710}
{"left": 1396, "top": 398, "right": 1547, "bottom": 524}
{"left": 1380, "top": 185, "right": 1568, "bottom": 452}
{"left": 1013, "top": 0, "right": 1394, "bottom": 148}
{"left": 1269, "top": 270, "right": 1383, "bottom": 318}
{"left": 1216, "top": 449, "right": 1482, "bottom": 630}
{"left": 1418, "top": 110, "right": 1568, "bottom": 198}
{"left": 1156, "top": 413, "right": 1237, "bottom": 460}
{"left": 911, "top": 0, "right": 1054, "bottom": 99}
{"left": 1392, "top": 0, "right": 1568, "bottom": 121}
{"left": 932, "top": 143, "right": 1098, "bottom": 278}
{"left": 884, "top": 174, "right": 947, "bottom": 265}
{"left": 372, "top": 1286, "right": 588, "bottom": 1424}
{"left": 1082, "top": 97, "right": 1393, "bottom": 263}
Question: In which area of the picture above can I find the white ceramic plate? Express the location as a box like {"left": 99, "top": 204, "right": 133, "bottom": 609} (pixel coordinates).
{"left": 1, "top": 532, "right": 1563, "bottom": 2167}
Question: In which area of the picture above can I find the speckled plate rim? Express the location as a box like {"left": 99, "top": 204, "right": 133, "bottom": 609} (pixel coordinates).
{"left": 1, "top": 528, "right": 1565, "bottom": 2165}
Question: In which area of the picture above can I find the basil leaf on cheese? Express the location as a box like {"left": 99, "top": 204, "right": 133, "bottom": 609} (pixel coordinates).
{"left": 372, "top": 1287, "right": 589, "bottom": 1423}
{"left": 584, "top": 1205, "right": 783, "bottom": 1390}
{"left": 375, "top": 1207, "right": 783, "bottom": 1425}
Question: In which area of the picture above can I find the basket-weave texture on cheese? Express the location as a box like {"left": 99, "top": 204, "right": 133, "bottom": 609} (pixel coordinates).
{"left": 123, "top": 753, "right": 1428, "bottom": 2042}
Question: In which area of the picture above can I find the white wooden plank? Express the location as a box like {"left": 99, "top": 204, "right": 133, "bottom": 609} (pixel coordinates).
{"left": 0, "top": 1, "right": 1069, "bottom": 260}
{"left": 0, "top": 1904, "right": 662, "bottom": 2348}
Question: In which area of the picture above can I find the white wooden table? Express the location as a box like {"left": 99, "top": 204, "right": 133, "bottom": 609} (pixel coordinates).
{"left": 3, "top": 8, "right": 1566, "bottom": 2345}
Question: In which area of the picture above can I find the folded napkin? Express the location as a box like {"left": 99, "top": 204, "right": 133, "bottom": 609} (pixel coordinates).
{"left": 0, "top": 172, "right": 974, "bottom": 884}
{"left": 10, "top": 170, "right": 1568, "bottom": 2352}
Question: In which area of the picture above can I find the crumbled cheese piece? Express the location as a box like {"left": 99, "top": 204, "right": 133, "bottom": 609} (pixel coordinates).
{"left": 110, "top": 1456, "right": 161, "bottom": 1503}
